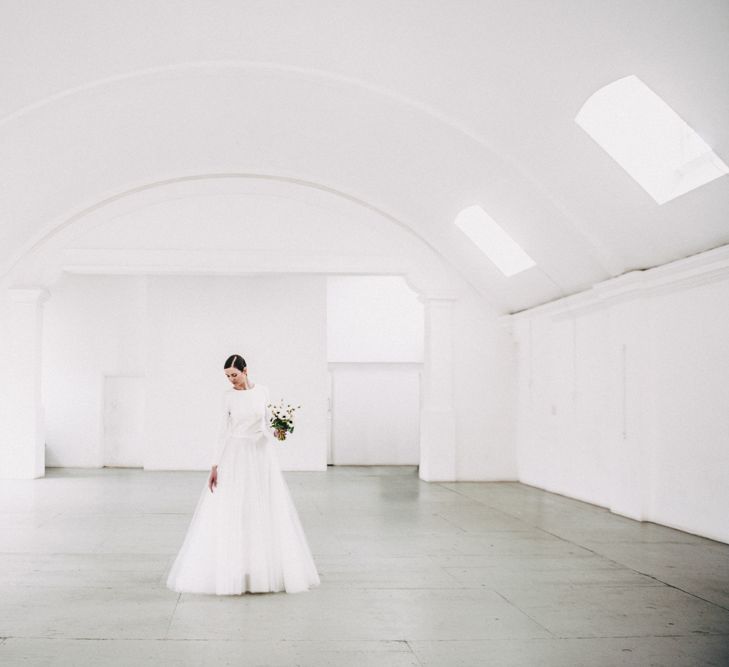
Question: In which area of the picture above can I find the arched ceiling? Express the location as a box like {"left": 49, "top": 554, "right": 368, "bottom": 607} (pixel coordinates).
{"left": 1, "top": 0, "right": 727, "bottom": 313}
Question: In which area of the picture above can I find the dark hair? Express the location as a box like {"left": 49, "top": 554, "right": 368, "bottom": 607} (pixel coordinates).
{"left": 224, "top": 355, "right": 246, "bottom": 371}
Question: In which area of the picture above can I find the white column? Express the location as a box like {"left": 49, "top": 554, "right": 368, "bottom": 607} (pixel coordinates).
{"left": 418, "top": 294, "right": 457, "bottom": 481}
{"left": 1, "top": 287, "right": 50, "bottom": 479}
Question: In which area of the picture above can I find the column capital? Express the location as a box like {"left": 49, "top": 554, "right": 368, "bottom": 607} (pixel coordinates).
{"left": 7, "top": 287, "right": 51, "bottom": 305}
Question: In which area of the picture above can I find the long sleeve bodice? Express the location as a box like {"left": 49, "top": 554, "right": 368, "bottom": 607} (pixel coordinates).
{"left": 211, "top": 384, "right": 275, "bottom": 466}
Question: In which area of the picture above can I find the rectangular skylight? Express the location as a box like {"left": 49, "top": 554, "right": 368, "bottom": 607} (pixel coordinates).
{"left": 575, "top": 74, "right": 728, "bottom": 204}
{"left": 454, "top": 205, "right": 536, "bottom": 277}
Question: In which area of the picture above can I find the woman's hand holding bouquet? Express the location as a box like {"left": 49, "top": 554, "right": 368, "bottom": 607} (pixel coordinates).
{"left": 268, "top": 399, "right": 301, "bottom": 441}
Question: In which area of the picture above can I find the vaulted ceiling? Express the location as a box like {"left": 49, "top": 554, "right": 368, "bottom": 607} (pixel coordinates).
{"left": 1, "top": 0, "right": 727, "bottom": 313}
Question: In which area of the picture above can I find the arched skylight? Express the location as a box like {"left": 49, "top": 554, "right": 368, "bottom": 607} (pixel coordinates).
{"left": 575, "top": 74, "right": 728, "bottom": 204}
{"left": 454, "top": 205, "right": 536, "bottom": 277}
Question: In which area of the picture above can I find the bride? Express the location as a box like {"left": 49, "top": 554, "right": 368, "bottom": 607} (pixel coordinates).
{"left": 166, "top": 354, "right": 321, "bottom": 595}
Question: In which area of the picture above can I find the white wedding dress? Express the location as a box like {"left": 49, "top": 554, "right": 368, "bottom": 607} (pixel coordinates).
{"left": 166, "top": 383, "right": 321, "bottom": 595}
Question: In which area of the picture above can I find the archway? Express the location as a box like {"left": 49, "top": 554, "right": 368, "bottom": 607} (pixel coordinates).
{"left": 1, "top": 176, "right": 462, "bottom": 482}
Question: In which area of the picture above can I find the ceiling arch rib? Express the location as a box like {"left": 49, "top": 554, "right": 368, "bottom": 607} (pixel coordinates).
{"left": 0, "top": 58, "right": 627, "bottom": 277}
{"left": 7, "top": 175, "right": 469, "bottom": 308}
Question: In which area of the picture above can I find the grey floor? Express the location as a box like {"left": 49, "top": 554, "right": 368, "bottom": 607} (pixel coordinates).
{"left": 1, "top": 466, "right": 728, "bottom": 666}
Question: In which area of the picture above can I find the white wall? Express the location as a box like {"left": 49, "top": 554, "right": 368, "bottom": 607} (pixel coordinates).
{"left": 3, "top": 177, "right": 516, "bottom": 481}
{"left": 512, "top": 249, "right": 729, "bottom": 544}
{"left": 648, "top": 282, "right": 729, "bottom": 541}
{"left": 40, "top": 272, "right": 328, "bottom": 471}
{"left": 37, "top": 269, "right": 517, "bottom": 480}
{"left": 454, "top": 288, "right": 516, "bottom": 480}
{"left": 322, "top": 270, "right": 517, "bottom": 478}
{"left": 330, "top": 363, "right": 421, "bottom": 465}
{"left": 327, "top": 275, "right": 423, "bottom": 363}
{"left": 327, "top": 275, "right": 423, "bottom": 465}
{"left": 144, "top": 274, "right": 328, "bottom": 471}
{"left": 41, "top": 274, "right": 147, "bottom": 467}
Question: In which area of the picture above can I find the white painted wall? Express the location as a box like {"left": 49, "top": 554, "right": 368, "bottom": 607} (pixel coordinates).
{"left": 40, "top": 272, "right": 328, "bottom": 471}
{"left": 648, "top": 282, "right": 729, "bottom": 541}
{"left": 102, "top": 375, "right": 146, "bottom": 467}
{"left": 512, "top": 248, "right": 729, "bottom": 543}
{"left": 144, "top": 274, "right": 328, "bottom": 472}
{"left": 330, "top": 363, "right": 421, "bottom": 465}
{"left": 6, "top": 177, "right": 515, "bottom": 481}
{"left": 327, "top": 275, "right": 423, "bottom": 363}
{"left": 324, "top": 274, "right": 517, "bottom": 476}
{"left": 327, "top": 275, "right": 423, "bottom": 465}
{"left": 41, "top": 274, "right": 147, "bottom": 467}
{"left": 454, "top": 288, "right": 516, "bottom": 480}
{"left": 36, "top": 268, "right": 516, "bottom": 479}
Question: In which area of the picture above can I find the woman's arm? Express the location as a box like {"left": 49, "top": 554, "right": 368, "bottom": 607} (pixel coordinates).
{"left": 210, "top": 391, "right": 230, "bottom": 467}
{"left": 262, "top": 385, "right": 278, "bottom": 439}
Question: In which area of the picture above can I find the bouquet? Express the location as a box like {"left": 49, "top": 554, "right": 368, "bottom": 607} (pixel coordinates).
{"left": 268, "top": 399, "right": 301, "bottom": 441}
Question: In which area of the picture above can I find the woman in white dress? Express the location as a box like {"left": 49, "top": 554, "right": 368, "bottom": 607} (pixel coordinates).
{"left": 166, "top": 354, "right": 321, "bottom": 595}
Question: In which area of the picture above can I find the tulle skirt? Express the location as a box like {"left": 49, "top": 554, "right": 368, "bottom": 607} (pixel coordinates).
{"left": 166, "top": 433, "right": 321, "bottom": 595}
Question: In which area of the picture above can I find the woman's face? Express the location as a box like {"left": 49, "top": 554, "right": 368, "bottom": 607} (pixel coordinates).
{"left": 225, "top": 367, "right": 246, "bottom": 386}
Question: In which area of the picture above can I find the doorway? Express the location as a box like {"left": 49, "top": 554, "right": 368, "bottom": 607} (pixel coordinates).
{"left": 102, "top": 375, "right": 145, "bottom": 467}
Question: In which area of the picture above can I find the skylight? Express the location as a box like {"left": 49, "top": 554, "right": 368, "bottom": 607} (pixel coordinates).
{"left": 575, "top": 74, "right": 728, "bottom": 204}
{"left": 453, "top": 205, "right": 536, "bottom": 277}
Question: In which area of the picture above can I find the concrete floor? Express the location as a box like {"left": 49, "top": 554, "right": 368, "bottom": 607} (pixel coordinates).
{"left": 0, "top": 466, "right": 727, "bottom": 666}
